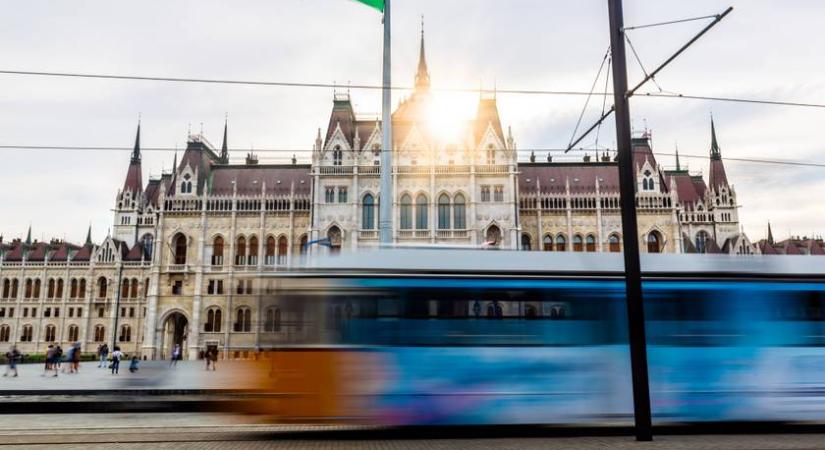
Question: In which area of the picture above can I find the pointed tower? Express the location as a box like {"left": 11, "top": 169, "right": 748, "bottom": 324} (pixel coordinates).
{"left": 767, "top": 222, "right": 774, "bottom": 245}
{"left": 25, "top": 225, "right": 32, "bottom": 246}
{"left": 708, "top": 117, "right": 729, "bottom": 190}
{"left": 706, "top": 117, "right": 739, "bottom": 245}
{"left": 414, "top": 17, "right": 430, "bottom": 93}
{"left": 219, "top": 118, "right": 230, "bottom": 164}
{"left": 85, "top": 224, "right": 92, "bottom": 246}
{"left": 113, "top": 121, "right": 144, "bottom": 247}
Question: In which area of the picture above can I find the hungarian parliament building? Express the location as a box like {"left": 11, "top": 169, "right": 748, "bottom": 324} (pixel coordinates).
{"left": 1, "top": 34, "right": 817, "bottom": 360}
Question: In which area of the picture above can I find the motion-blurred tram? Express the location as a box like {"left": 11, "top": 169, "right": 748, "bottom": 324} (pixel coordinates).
{"left": 248, "top": 249, "right": 825, "bottom": 425}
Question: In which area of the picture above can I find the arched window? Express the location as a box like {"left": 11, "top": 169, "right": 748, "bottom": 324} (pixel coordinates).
{"left": 362, "top": 194, "right": 376, "bottom": 230}
{"left": 121, "top": 279, "right": 130, "bottom": 299}
{"left": 44, "top": 325, "right": 56, "bottom": 342}
{"left": 48, "top": 279, "right": 55, "bottom": 299}
{"left": 415, "top": 194, "right": 428, "bottom": 230}
{"left": 141, "top": 233, "right": 154, "bottom": 259}
{"left": 265, "top": 236, "right": 276, "bottom": 265}
{"left": 299, "top": 235, "right": 308, "bottom": 255}
{"left": 555, "top": 234, "right": 567, "bottom": 252}
{"left": 264, "top": 307, "right": 281, "bottom": 332}
{"left": 585, "top": 234, "right": 596, "bottom": 252}
{"left": 642, "top": 170, "right": 655, "bottom": 191}
{"left": 11, "top": 279, "right": 18, "bottom": 298}
{"left": 1, "top": 279, "right": 9, "bottom": 299}
{"left": 235, "top": 236, "right": 246, "bottom": 265}
{"left": 453, "top": 194, "right": 466, "bottom": 229}
{"left": 212, "top": 236, "right": 224, "bottom": 266}
{"left": 485, "top": 225, "right": 502, "bottom": 246}
{"left": 400, "top": 194, "right": 413, "bottom": 230}
{"left": 24, "top": 279, "right": 32, "bottom": 299}
{"left": 333, "top": 145, "right": 343, "bottom": 166}
{"left": 608, "top": 234, "right": 621, "bottom": 252}
{"left": 204, "top": 307, "right": 222, "bottom": 333}
{"left": 573, "top": 234, "right": 584, "bottom": 252}
{"left": 543, "top": 234, "right": 553, "bottom": 251}
{"left": 647, "top": 231, "right": 662, "bottom": 253}
{"left": 0, "top": 325, "right": 10, "bottom": 342}
{"left": 277, "top": 236, "right": 288, "bottom": 265}
{"left": 173, "top": 233, "right": 187, "bottom": 265}
{"left": 56, "top": 279, "right": 64, "bottom": 298}
{"left": 67, "top": 325, "right": 79, "bottom": 342}
{"left": 248, "top": 236, "right": 259, "bottom": 265}
{"left": 234, "top": 307, "right": 252, "bottom": 332}
{"left": 696, "top": 230, "right": 710, "bottom": 254}
{"left": 69, "top": 279, "right": 78, "bottom": 299}
{"left": 327, "top": 226, "right": 342, "bottom": 253}
{"left": 521, "top": 234, "right": 532, "bottom": 251}
{"left": 119, "top": 325, "right": 131, "bottom": 342}
{"left": 437, "top": 194, "right": 451, "bottom": 230}
{"left": 78, "top": 279, "right": 86, "bottom": 299}
{"left": 97, "top": 277, "right": 107, "bottom": 299}
{"left": 93, "top": 325, "right": 105, "bottom": 342}
{"left": 20, "top": 325, "right": 33, "bottom": 342}
{"left": 33, "top": 279, "right": 41, "bottom": 298}
{"left": 130, "top": 278, "right": 138, "bottom": 298}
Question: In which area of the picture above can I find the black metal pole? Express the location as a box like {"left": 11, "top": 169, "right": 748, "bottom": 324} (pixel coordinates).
{"left": 607, "top": 0, "right": 653, "bottom": 441}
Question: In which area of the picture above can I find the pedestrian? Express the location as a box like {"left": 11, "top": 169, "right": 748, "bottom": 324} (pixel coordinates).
{"left": 62, "top": 345, "right": 74, "bottom": 373}
{"left": 129, "top": 355, "right": 139, "bottom": 373}
{"left": 110, "top": 346, "right": 123, "bottom": 375}
{"left": 4, "top": 345, "right": 20, "bottom": 377}
{"left": 170, "top": 344, "right": 181, "bottom": 366}
{"left": 98, "top": 343, "right": 109, "bottom": 368}
{"left": 44, "top": 345, "right": 56, "bottom": 377}
{"left": 71, "top": 343, "right": 81, "bottom": 374}
{"left": 55, "top": 345, "right": 63, "bottom": 372}
{"left": 209, "top": 347, "right": 218, "bottom": 371}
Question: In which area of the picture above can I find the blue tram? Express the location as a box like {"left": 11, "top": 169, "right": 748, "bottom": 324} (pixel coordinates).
{"left": 253, "top": 249, "right": 825, "bottom": 425}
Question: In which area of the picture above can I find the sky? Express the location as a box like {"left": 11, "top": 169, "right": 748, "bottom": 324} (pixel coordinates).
{"left": 1, "top": 0, "right": 823, "bottom": 244}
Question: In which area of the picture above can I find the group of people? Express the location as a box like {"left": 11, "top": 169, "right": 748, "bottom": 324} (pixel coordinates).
{"left": 42, "top": 342, "right": 82, "bottom": 377}
{"left": 96, "top": 343, "right": 138, "bottom": 374}
{"left": 5, "top": 343, "right": 222, "bottom": 376}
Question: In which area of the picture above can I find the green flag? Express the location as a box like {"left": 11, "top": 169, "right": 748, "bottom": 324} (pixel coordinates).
{"left": 354, "top": 0, "right": 384, "bottom": 12}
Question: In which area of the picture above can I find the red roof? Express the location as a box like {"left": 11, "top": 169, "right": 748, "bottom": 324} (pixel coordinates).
{"left": 123, "top": 160, "right": 143, "bottom": 194}
{"left": 519, "top": 162, "right": 620, "bottom": 194}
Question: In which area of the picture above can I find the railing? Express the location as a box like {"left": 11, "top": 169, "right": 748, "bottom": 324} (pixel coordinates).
{"left": 436, "top": 229, "right": 470, "bottom": 239}
{"left": 166, "top": 264, "right": 188, "bottom": 273}
{"left": 359, "top": 230, "right": 378, "bottom": 240}
{"left": 434, "top": 165, "right": 471, "bottom": 174}
{"left": 397, "top": 230, "right": 430, "bottom": 239}
{"left": 319, "top": 166, "right": 352, "bottom": 175}
{"left": 358, "top": 166, "right": 380, "bottom": 175}
{"left": 476, "top": 164, "right": 509, "bottom": 174}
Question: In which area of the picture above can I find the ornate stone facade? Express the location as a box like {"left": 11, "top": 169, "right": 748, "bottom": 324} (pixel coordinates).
{"left": 0, "top": 33, "right": 761, "bottom": 359}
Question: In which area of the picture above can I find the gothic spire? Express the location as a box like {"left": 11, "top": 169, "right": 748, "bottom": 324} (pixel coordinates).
{"left": 25, "top": 225, "right": 31, "bottom": 246}
{"left": 710, "top": 116, "right": 721, "bottom": 160}
{"left": 675, "top": 143, "right": 681, "bottom": 171}
{"left": 414, "top": 16, "right": 430, "bottom": 92}
{"left": 708, "top": 116, "right": 729, "bottom": 190}
{"left": 220, "top": 117, "right": 229, "bottom": 164}
{"left": 767, "top": 221, "right": 774, "bottom": 245}
{"left": 85, "top": 224, "right": 92, "bottom": 246}
{"left": 131, "top": 120, "right": 141, "bottom": 163}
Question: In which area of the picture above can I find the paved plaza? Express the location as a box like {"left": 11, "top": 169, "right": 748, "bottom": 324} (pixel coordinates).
{"left": 0, "top": 360, "right": 262, "bottom": 392}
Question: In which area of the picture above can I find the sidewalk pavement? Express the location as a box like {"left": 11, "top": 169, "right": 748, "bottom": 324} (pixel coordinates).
{"left": 0, "top": 360, "right": 262, "bottom": 392}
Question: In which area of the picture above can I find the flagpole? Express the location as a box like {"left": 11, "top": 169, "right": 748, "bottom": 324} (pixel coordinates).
{"left": 378, "top": 0, "right": 393, "bottom": 245}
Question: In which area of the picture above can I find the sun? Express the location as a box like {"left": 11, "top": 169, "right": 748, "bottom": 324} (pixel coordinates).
{"left": 425, "top": 95, "right": 472, "bottom": 144}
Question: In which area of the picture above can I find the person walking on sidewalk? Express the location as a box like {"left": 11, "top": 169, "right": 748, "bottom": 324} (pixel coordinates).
{"left": 170, "top": 344, "right": 181, "bottom": 366}
{"left": 98, "top": 343, "right": 109, "bottom": 368}
{"left": 4, "top": 345, "right": 20, "bottom": 377}
{"left": 44, "top": 345, "right": 56, "bottom": 377}
{"left": 71, "top": 342, "right": 81, "bottom": 374}
{"left": 110, "top": 346, "right": 123, "bottom": 375}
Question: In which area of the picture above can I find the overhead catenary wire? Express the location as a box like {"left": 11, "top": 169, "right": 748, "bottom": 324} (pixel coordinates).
{"left": 567, "top": 47, "right": 612, "bottom": 149}
{"left": 1, "top": 144, "right": 822, "bottom": 168}
{"left": 622, "top": 14, "right": 721, "bottom": 31}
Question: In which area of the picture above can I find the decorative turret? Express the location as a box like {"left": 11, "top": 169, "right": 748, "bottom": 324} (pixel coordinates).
{"left": 219, "top": 118, "right": 230, "bottom": 164}
{"left": 708, "top": 117, "right": 729, "bottom": 190}
{"left": 85, "top": 224, "right": 92, "bottom": 246}
{"left": 123, "top": 121, "right": 143, "bottom": 194}
{"left": 414, "top": 18, "right": 430, "bottom": 93}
